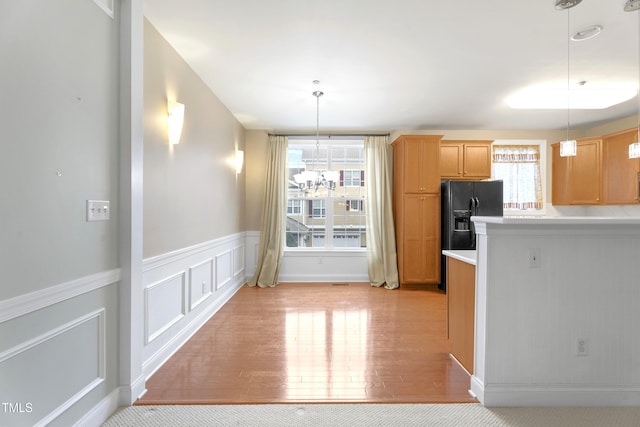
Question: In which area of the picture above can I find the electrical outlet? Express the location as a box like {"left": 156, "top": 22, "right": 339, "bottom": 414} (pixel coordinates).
{"left": 576, "top": 338, "right": 588, "bottom": 356}
{"left": 528, "top": 248, "right": 541, "bottom": 268}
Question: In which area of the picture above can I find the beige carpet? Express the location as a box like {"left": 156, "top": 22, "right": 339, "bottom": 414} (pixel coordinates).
{"left": 102, "top": 404, "right": 640, "bottom": 426}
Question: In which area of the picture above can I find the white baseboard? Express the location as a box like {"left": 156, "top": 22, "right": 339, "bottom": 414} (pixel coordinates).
{"left": 472, "top": 378, "right": 640, "bottom": 407}
{"left": 73, "top": 388, "right": 120, "bottom": 427}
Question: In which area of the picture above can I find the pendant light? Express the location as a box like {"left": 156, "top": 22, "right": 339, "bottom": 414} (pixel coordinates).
{"left": 558, "top": 0, "right": 579, "bottom": 157}
{"left": 292, "top": 81, "right": 339, "bottom": 191}
{"left": 626, "top": 0, "right": 640, "bottom": 158}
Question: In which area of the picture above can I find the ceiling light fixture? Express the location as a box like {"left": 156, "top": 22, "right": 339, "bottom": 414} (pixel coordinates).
{"left": 625, "top": 0, "right": 640, "bottom": 12}
{"left": 559, "top": 1, "right": 579, "bottom": 157}
{"left": 506, "top": 85, "right": 636, "bottom": 109}
{"left": 293, "top": 81, "right": 339, "bottom": 192}
{"left": 626, "top": 2, "right": 640, "bottom": 159}
{"left": 571, "top": 25, "right": 603, "bottom": 41}
{"left": 555, "top": 0, "right": 582, "bottom": 10}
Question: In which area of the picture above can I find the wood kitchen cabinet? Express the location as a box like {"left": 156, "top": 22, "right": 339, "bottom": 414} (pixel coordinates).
{"left": 400, "top": 194, "right": 440, "bottom": 284}
{"left": 440, "top": 140, "right": 493, "bottom": 180}
{"left": 447, "top": 257, "right": 475, "bottom": 374}
{"left": 602, "top": 128, "right": 640, "bottom": 205}
{"left": 553, "top": 129, "right": 640, "bottom": 206}
{"left": 393, "top": 135, "right": 442, "bottom": 285}
{"left": 551, "top": 137, "right": 602, "bottom": 205}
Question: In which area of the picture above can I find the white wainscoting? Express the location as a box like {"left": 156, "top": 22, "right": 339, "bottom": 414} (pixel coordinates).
{"left": 145, "top": 272, "right": 186, "bottom": 344}
{"left": 0, "top": 276, "right": 116, "bottom": 427}
{"left": 189, "top": 258, "right": 213, "bottom": 310}
{"left": 141, "top": 232, "right": 247, "bottom": 379}
{"left": 279, "top": 250, "right": 369, "bottom": 283}
{"left": 245, "top": 231, "right": 369, "bottom": 283}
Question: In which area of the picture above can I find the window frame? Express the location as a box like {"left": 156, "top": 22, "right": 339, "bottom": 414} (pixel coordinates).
{"left": 491, "top": 140, "right": 547, "bottom": 215}
{"left": 286, "top": 137, "right": 367, "bottom": 251}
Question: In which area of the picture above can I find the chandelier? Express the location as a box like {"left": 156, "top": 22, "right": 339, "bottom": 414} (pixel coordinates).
{"left": 293, "top": 80, "right": 340, "bottom": 191}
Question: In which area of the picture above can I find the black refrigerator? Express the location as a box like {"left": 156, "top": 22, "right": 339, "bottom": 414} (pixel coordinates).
{"left": 440, "top": 179, "right": 504, "bottom": 291}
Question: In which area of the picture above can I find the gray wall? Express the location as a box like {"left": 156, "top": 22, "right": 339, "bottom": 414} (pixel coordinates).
{"left": 143, "top": 20, "right": 246, "bottom": 258}
{"left": 0, "top": 1, "right": 121, "bottom": 426}
{"left": 0, "top": 0, "right": 120, "bottom": 300}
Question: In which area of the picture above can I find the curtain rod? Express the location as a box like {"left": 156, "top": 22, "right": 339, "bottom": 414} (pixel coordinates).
{"left": 268, "top": 133, "right": 390, "bottom": 138}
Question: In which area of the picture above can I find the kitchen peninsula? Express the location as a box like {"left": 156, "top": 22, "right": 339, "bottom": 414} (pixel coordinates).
{"left": 470, "top": 216, "right": 640, "bottom": 407}
{"left": 443, "top": 249, "right": 476, "bottom": 375}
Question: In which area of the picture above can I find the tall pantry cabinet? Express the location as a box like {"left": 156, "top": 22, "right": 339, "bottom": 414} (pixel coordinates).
{"left": 392, "top": 135, "right": 442, "bottom": 285}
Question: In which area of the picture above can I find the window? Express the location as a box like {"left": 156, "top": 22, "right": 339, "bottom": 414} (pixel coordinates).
{"left": 342, "top": 170, "right": 363, "bottom": 187}
{"left": 287, "top": 200, "right": 302, "bottom": 215}
{"left": 346, "top": 199, "right": 363, "bottom": 212}
{"left": 286, "top": 139, "right": 366, "bottom": 249}
{"left": 310, "top": 200, "right": 326, "bottom": 218}
{"left": 492, "top": 145, "right": 543, "bottom": 210}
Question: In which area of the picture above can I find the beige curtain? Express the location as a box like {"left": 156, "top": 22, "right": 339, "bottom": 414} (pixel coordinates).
{"left": 364, "top": 135, "right": 399, "bottom": 289}
{"left": 248, "top": 135, "right": 288, "bottom": 288}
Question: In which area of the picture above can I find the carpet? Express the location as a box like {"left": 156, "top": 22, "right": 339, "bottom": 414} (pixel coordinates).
{"left": 102, "top": 403, "right": 640, "bottom": 426}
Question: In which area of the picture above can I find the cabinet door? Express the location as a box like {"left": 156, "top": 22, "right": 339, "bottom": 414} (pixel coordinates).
{"left": 402, "top": 194, "right": 440, "bottom": 284}
{"left": 440, "top": 140, "right": 492, "bottom": 180}
{"left": 440, "top": 143, "right": 463, "bottom": 178}
{"left": 463, "top": 143, "right": 492, "bottom": 179}
{"left": 403, "top": 137, "right": 440, "bottom": 193}
{"left": 403, "top": 139, "right": 424, "bottom": 193}
{"left": 603, "top": 129, "right": 640, "bottom": 205}
{"left": 569, "top": 138, "right": 601, "bottom": 205}
{"left": 447, "top": 257, "right": 475, "bottom": 374}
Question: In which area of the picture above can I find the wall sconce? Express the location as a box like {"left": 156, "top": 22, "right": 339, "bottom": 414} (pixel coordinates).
{"left": 168, "top": 101, "right": 185, "bottom": 145}
{"left": 235, "top": 149, "right": 244, "bottom": 174}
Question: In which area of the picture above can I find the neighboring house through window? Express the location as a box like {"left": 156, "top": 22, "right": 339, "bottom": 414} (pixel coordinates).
{"left": 286, "top": 138, "right": 366, "bottom": 249}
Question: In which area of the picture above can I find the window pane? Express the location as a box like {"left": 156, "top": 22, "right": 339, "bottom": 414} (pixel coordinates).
{"left": 492, "top": 145, "right": 543, "bottom": 210}
{"left": 287, "top": 139, "right": 366, "bottom": 249}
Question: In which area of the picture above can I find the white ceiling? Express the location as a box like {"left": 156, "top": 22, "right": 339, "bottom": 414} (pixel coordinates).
{"left": 143, "top": 0, "right": 640, "bottom": 132}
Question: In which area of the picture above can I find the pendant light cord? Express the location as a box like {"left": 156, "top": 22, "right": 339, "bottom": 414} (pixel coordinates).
{"left": 312, "top": 81, "right": 323, "bottom": 175}
{"left": 566, "top": 7, "right": 571, "bottom": 143}
{"left": 637, "top": 10, "right": 640, "bottom": 142}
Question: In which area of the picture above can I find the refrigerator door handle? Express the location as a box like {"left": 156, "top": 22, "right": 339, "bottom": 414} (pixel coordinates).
{"left": 475, "top": 197, "right": 480, "bottom": 214}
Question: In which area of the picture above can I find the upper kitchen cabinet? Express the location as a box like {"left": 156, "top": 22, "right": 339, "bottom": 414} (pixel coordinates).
{"left": 440, "top": 140, "right": 493, "bottom": 180}
{"left": 552, "top": 137, "right": 602, "bottom": 205}
{"left": 552, "top": 128, "right": 640, "bottom": 206}
{"left": 393, "top": 135, "right": 442, "bottom": 194}
{"left": 602, "top": 128, "right": 640, "bottom": 205}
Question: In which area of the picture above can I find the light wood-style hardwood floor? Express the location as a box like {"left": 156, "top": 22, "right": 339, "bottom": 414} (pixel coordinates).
{"left": 137, "top": 282, "right": 477, "bottom": 404}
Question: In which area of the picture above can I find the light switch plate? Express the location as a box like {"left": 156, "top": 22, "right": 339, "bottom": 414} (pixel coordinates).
{"left": 86, "top": 200, "right": 110, "bottom": 221}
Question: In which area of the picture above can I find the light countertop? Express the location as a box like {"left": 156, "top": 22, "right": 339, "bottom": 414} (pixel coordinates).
{"left": 442, "top": 249, "right": 476, "bottom": 265}
{"left": 471, "top": 216, "right": 640, "bottom": 225}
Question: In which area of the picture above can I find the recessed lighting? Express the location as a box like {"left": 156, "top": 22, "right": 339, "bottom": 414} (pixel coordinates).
{"left": 571, "top": 25, "right": 603, "bottom": 41}
{"left": 506, "top": 84, "right": 638, "bottom": 109}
